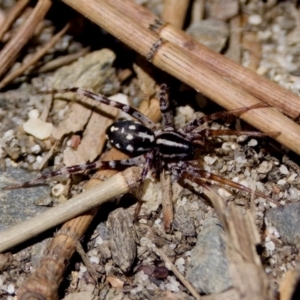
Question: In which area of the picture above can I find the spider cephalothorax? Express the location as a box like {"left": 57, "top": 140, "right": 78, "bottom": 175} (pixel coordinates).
{"left": 3, "top": 84, "right": 279, "bottom": 228}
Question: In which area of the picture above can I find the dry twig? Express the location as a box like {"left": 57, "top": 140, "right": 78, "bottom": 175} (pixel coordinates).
{"left": 60, "top": 0, "right": 300, "bottom": 157}
{"left": 0, "top": 23, "right": 69, "bottom": 90}
{"left": 36, "top": 47, "right": 90, "bottom": 73}
{"left": 0, "top": 0, "right": 30, "bottom": 41}
{"left": 107, "top": 0, "right": 300, "bottom": 119}
{"left": 0, "top": 0, "right": 52, "bottom": 80}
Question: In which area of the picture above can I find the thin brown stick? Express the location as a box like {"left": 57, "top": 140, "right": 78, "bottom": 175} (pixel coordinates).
{"left": 16, "top": 97, "right": 161, "bottom": 299}
{"left": 0, "top": 23, "right": 69, "bottom": 90}
{"left": 36, "top": 47, "right": 90, "bottom": 73}
{"left": 0, "top": 0, "right": 51, "bottom": 80}
{"left": 149, "top": 244, "right": 201, "bottom": 300}
{"left": 61, "top": 0, "right": 300, "bottom": 157}
{"left": 162, "top": 0, "right": 189, "bottom": 29}
{"left": 0, "top": 0, "right": 30, "bottom": 41}
{"left": 105, "top": 0, "right": 300, "bottom": 119}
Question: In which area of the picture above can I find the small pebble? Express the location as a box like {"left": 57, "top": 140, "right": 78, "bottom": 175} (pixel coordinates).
{"left": 26, "top": 155, "right": 36, "bottom": 164}
{"left": 265, "top": 240, "right": 275, "bottom": 252}
{"left": 31, "top": 144, "right": 42, "bottom": 154}
{"left": 52, "top": 184, "right": 65, "bottom": 197}
{"left": 204, "top": 155, "right": 217, "bottom": 165}
{"left": 248, "top": 14, "right": 262, "bottom": 25}
{"left": 23, "top": 118, "right": 53, "bottom": 140}
{"left": 257, "top": 161, "right": 273, "bottom": 174}
{"left": 28, "top": 109, "right": 40, "bottom": 119}
{"left": 279, "top": 164, "right": 289, "bottom": 175}
{"left": 89, "top": 256, "right": 100, "bottom": 264}
{"left": 248, "top": 139, "right": 258, "bottom": 147}
{"left": 6, "top": 283, "right": 15, "bottom": 295}
{"left": 3, "top": 129, "right": 14, "bottom": 141}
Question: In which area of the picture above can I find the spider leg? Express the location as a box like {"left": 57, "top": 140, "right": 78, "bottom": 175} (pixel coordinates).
{"left": 178, "top": 103, "right": 266, "bottom": 134}
{"left": 176, "top": 163, "right": 280, "bottom": 206}
{"left": 3, "top": 155, "right": 146, "bottom": 190}
{"left": 40, "top": 87, "right": 157, "bottom": 130}
{"left": 188, "top": 129, "right": 279, "bottom": 141}
{"left": 159, "top": 84, "right": 175, "bottom": 132}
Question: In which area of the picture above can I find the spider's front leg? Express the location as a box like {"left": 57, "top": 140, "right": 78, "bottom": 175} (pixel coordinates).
{"left": 178, "top": 103, "right": 267, "bottom": 134}
{"left": 188, "top": 129, "right": 278, "bottom": 141}
{"left": 3, "top": 156, "right": 145, "bottom": 190}
{"left": 41, "top": 87, "right": 157, "bottom": 130}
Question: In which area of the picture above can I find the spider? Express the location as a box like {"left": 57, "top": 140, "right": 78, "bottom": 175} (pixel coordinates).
{"left": 4, "top": 84, "right": 279, "bottom": 229}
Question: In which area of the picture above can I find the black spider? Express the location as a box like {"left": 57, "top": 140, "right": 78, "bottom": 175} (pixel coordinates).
{"left": 3, "top": 84, "right": 279, "bottom": 228}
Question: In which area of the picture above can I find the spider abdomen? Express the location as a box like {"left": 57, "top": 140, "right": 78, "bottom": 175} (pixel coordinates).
{"left": 106, "top": 120, "right": 155, "bottom": 155}
{"left": 156, "top": 132, "right": 194, "bottom": 159}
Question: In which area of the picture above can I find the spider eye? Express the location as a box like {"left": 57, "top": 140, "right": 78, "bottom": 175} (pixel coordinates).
{"left": 106, "top": 120, "right": 155, "bottom": 155}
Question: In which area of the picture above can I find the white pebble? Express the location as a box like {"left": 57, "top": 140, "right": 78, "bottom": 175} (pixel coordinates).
{"left": 109, "top": 94, "right": 129, "bottom": 119}
{"left": 31, "top": 144, "right": 41, "bottom": 154}
{"left": 95, "top": 236, "right": 104, "bottom": 246}
{"left": 3, "top": 129, "right": 14, "bottom": 141}
{"left": 277, "top": 179, "right": 287, "bottom": 186}
{"left": 23, "top": 118, "right": 53, "bottom": 140}
{"left": 218, "top": 187, "right": 232, "bottom": 198}
{"left": 279, "top": 164, "right": 289, "bottom": 175}
{"left": 36, "top": 155, "right": 43, "bottom": 163}
{"left": 51, "top": 184, "right": 65, "bottom": 197}
{"left": 287, "top": 173, "right": 297, "bottom": 183}
{"left": 257, "top": 161, "right": 273, "bottom": 174}
{"left": 89, "top": 256, "right": 100, "bottom": 264}
{"left": 248, "top": 14, "right": 262, "bottom": 25}
{"left": 248, "top": 139, "right": 258, "bottom": 147}
{"left": 28, "top": 109, "right": 40, "bottom": 119}
{"left": 265, "top": 240, "right": 275, "bottom": 251}
{"left": 204, "top": 155, "right": 217, "bottom": 165}
{"left": 26, "top": 154, "right": 36, "bottom": 164}
{"left": 175, "top": 257, "right": 185, "bottom": 273}
{"left": 6, "top": 283, "right": 15, "bottom": 295}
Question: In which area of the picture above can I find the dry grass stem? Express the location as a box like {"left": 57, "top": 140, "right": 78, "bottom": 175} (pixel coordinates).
{"left": 105, "top": 0, "right": 300, "bottom": 119}
{"left": 62, "top": 0, "right": 300, "bottom": 156}
{"left": 0, "top": 0, "right": 52, "bottom": 80}
{"left": 191, "top": 0, "right": 205, "bottom": 23}
{"left": 17, "top": 97, "right": 161, "bottom": 299}
{"left": 0, "top": 168, "right": 139, "bottom": 254}
{"left": 36, "top": 47, "right": 90, "bottom": 73}
{"left": 162, "top": 0, "right": 189, "bottom": 29}
{"left": 0, "top": 0, "right": 30, "bottom": 41}
{"left": 203, "top": 187, "right": 273, "bottom": 300}
{"left": 225, "top": 16, "right": 242, "bottom": 63}
{"left": 279, "top": 264, "right": 300, "bottom": 300}
{"left": 0, "top": 23, "right": 69, "bottom": 90}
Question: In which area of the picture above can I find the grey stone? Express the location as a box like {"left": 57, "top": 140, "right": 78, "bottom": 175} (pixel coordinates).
{"left": 186, "top": 217, "right": 232, "bottom": 294}
{"left": 0, "top": 167, "right": 50, "bottom": 231}
{"left": 186, "top": 19, "right": 229, "bottom": 53}
{"left": 266, "top": 204, "right": 300, "bottom": 249}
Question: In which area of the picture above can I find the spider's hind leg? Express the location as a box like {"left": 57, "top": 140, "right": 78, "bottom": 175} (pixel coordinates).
{"left": 133, "top": 150, "right": 156, "bottom": 221}
{"left": 180, "top": 164, "right": 280, "bottom": 206}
